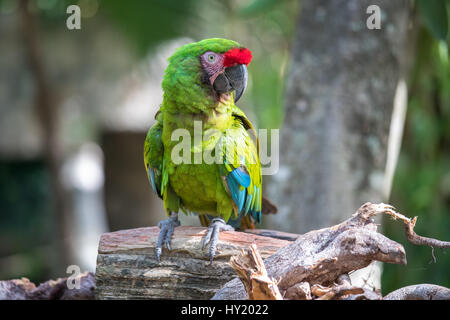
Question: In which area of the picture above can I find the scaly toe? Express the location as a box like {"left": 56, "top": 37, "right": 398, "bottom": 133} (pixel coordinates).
{"left": 154, "top": 214, "right": 179, "bottom": 261}
{"left": 202, "top": 218, "right": 234, "bottom": 262}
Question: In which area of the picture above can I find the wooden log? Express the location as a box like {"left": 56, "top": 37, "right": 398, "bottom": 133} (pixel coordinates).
{"left": 0, "top": 272, "right": 95, "bottom": 300}
{"left": 230, "top": 244, "right": 282, "bottom": 300}
{"left": 95, "top": 226, "right": 291, "bottom": 299}
{"left": 212, "top": 203, "right": 407, "bottom": 300}
{"left": 383, "top": 284, "right": 450, "bottom": 300}
{"left": 95, "top": 203, "right": 449, "bottom": 300}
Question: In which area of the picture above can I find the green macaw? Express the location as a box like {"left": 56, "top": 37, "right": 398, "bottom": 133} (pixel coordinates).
{"left": 144, "top": 38, "right": 276, "bottom": 262}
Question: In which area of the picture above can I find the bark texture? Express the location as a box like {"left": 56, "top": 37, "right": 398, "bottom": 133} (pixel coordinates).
{"left": 0, "top": 272, "right": 94, "bottom": 300}
{"left": 92, "top": 203, "right": 449, "bottom": 300}
{"left": 230, "top": 244, "right": 282, "bottom": 300}
{"left": 213, "top": 203, "right": 406, "bottom": 299}
{"left": 95, "top": 226, "right": 290, "bottom": 299}
{"left": 383, "top": 284, "right": 450, "bottom": 300}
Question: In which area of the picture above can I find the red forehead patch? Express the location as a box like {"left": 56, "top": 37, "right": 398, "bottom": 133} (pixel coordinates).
{"left": 223, "top": 48, "right": 253, "bottom": 67}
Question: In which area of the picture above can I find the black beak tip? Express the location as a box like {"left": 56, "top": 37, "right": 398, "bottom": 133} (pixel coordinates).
{"left": 212, "top": 64, "right": 248, "bottom": 103}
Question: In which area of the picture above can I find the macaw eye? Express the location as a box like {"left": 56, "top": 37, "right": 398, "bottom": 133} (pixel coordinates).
{"left": 207, "top": 54, "right": 216, "bottom": 63}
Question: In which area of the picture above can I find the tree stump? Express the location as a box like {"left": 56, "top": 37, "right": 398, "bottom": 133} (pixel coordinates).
{"left": 95, "top": 226, "right": 292, "bottom": 299}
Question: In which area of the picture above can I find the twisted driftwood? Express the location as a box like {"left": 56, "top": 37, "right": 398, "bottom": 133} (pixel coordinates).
{"left": 0, "top": 272, "right": 95, "bottom": 300}
{"left": 383, "top": 284, "right": 450, "bottom": 300}
{"left": 230, "top": 243, "right": 282, "bottom": 300}
{"left": 213, "top": 203, "right": 450, "bottom": 300}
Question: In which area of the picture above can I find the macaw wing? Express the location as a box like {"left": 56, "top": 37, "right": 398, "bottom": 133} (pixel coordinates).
{"left": 218, "top": 111, "right": 262, "bottom": 223}
{"left": 144, "top": 118, "right": 165, "bottom": 198}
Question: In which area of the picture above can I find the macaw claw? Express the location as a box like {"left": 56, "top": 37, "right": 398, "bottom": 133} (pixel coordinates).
{"left": 201, "top": 217, "right": 234, "bottom": 262}
{"left": 155, "top": 213, "right": 180, "bottom": 262}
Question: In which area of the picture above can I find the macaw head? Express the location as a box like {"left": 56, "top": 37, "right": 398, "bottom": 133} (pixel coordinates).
{"left": 162, "top": 38, "right": 252, "bottom": 113}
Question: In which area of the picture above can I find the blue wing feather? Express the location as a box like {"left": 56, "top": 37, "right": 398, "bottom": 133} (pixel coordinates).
{"left": 230, "top": 167, "right": 251, "bottom": 188}
{"left": 237, "top": 188, "right": 245, "bottom": 213}
{"left": 220, "top": 110, "right": 262, "bottom": 225}
{"left": 250, "top": 186, "right": 261, "bottom": 223}
{"left": 226, "top": 172, "right": 245, "bottom": 213}
{"left": 226, "top": 175, "right": 239, "bottom": 204}
{"left": 149, "top": 168, "right": 158, "bottom": 195}
{"left": 226, "top": 168, "right": 261, "bottom": 222}
{"left": 243, "top": 192, "right": 253, "bottom": 215}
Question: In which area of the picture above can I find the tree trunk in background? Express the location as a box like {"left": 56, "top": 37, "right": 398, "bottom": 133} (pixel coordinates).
{"left": 266, "top": 0, "right": 411, "bottom": 289}
{"left": 19, "top": 0, "right": 73, "bottom": 271}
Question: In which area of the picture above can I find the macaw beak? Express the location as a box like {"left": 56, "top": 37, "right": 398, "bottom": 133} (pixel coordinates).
{"left": 213, "top": 64, "right": 248, "bottom": 103}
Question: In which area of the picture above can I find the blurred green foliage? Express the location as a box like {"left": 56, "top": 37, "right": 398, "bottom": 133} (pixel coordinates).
{"left": 417, "top": 0, "right": 448, "bottom": 41}
{"left": 0, "top": 161, "right": 56, "bottom": 281}
{"left": 99, "top": 0, "right": 198, "bottom": 55}
{"left": 382, "top": 20, "right": 450, "bottom": 293}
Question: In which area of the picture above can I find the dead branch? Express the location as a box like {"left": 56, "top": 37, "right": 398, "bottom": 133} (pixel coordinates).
{"left": 213, "top": 203, "right": 407, "bottom": 300}
{"left": 383, "top": 284, "right": 450, "bottom": 300}
{"left": 404, "top": 217, "right": 450, "bottom": 248}
{"left": 214, "top": 202, "right": 450, "bottom": 300}
{"left": 230, "top": 244, "right": 282, "bottom": 300}
{"left": 230, "top": 246, "right": 380, "bottom": 301}
{"left": 369, "top": 206, "right": 450, "bottom": 249}
{"left": 343, "top": 288, "right": 383, "bottom": 300}
{"left": 311, "top": 274, "right": 364, "bottom": 300}
{"left": 284, "top": 282, "right": 312, "bottom": 300}
{"left": 0, "top": 272, "right": 95, "bottom": 300}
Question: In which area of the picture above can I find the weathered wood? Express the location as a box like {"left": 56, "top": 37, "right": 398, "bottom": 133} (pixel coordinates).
{"left": 0, "top": 272, "right": 94, "bottom": 300}
{"left": 94, "top": 202, "right": 449, "bottom": 300}
{"left": 212, "top": 203, "right": 407, "bottom": 300}
{"left": 383, "top": 284, "right": 450, "bottom": 300}
{"left": 243, "top": 229, "right": 299, "bottom": 242}
{"left": 310, "top": 274, "right": 365, "bottom": 300}
{"left": 230, "top": 244, "right": 282, "bottom": 300}
{"left": 95, "top": 226, "right": 290, "bottom": 299}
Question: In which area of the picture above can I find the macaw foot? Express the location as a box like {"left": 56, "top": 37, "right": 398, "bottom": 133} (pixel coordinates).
{"left": 201, "top": 217, "right": 234, "bottom": 262}
{"left": 155, "top": 213, "right": 180, "bottom": 262}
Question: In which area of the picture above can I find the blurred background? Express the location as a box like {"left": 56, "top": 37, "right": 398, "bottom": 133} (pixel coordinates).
{"left": 0, "top": 0, "right": 448, "bottom": 296}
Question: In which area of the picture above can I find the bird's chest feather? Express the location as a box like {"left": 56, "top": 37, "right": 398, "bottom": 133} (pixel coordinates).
{"left": 169, "top": 163, "right": 223, "bottom": 210}
{"left": 161, "top": 107, "right": 236, "bottom": 210}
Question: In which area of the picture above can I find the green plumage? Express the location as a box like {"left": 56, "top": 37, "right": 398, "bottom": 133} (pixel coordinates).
{"left": 144, "top": 38, "right": 262, "bottom": 223}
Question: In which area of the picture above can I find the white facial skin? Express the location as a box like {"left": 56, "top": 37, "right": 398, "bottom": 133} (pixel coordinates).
{"left": 200, "top": 51, "right": 225, "bottom": 85}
